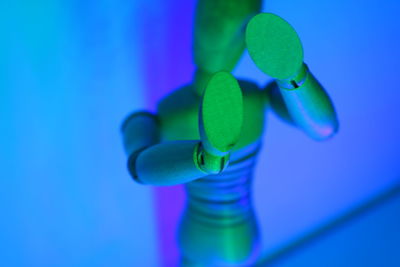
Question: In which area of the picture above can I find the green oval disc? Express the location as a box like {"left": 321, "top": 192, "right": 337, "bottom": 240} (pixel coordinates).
{"left": 246, "top": 13, "right": 304, "bottom": 80}
{"left": 200, "top": 72, "right": 243, "bottom": 154}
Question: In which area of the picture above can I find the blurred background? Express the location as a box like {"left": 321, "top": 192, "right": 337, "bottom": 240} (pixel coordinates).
{"left": 1, "top": 0, "right": 399, "bottom": 266}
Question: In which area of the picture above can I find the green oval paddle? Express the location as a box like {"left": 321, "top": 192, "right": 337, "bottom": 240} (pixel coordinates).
{"left": 199, "top": 72, "right": 243, "bottom": 155}
{"left": 246, "top": 13, "right": 304, "bottom": 80}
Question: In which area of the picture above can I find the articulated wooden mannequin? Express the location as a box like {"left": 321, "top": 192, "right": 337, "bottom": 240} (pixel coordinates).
{"left": 121, "top": 1, "right": 338, "bottom": 266}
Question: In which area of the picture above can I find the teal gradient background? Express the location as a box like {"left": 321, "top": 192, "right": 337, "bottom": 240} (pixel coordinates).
{"left": 1, "top": 0, "right": 399, "bottom": 266}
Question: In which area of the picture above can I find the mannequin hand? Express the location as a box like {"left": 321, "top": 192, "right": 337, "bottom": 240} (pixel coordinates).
{"left": 197, "top": 72, "right": 243, "bottom": 174}
{"left": 246, "top": 12, "right": 304, "bottom": 81}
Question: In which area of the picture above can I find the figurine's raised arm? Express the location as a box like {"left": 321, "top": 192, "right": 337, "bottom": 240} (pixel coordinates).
{"left": 121, "top": 72, "right": 243, "bottom": 186}
{"left": 246, "top": 13, "right": 339, "bottom": 140}
{"left": 193, "top": 0, "right": 261, "bottom": 94}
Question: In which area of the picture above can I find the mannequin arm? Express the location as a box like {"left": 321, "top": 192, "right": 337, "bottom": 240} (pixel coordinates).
{"left": 121, "top": 72, "right": 243, "bottom": 185}
{"left": 121, "top": 112, "right": 208, "bottom": 186}
{"left": 276, "top": 64, "right": 338, "bottom": 140}
{"left": 247, "top": 13, "right": 338, "bottom": 140}
{"left": 264, "top": 64, "right": 338, "bottom": 140}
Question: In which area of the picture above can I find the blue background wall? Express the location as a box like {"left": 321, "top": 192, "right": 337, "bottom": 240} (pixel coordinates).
{"left": 0, "top": 1, "right": 159, "bottom": 266}
{"left": 248, "top": 0, "right": 400, "bottom": 257}
{"left": 1, "top": 0, "right": 399, "bottom": 266}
